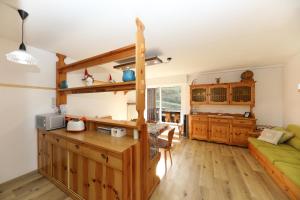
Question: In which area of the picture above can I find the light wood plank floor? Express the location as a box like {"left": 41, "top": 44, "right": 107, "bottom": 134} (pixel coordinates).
{"left": 0, "top": 139, "right": 289, "bottom": 200}
{"left": 151, "top": 139, "right": 289, "bottom": 200}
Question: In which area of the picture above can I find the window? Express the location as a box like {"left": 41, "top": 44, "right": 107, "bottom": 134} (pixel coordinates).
{"left": 147, "top": 86, "right": 181, "bottom": 123}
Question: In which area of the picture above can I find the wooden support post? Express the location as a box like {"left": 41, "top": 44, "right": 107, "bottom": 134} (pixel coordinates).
{"left": 56, "top": 53, "right": 67, "bottom": 106}
{"left": 135, "top": 18, "right": 146, "bottom": 129}
{"left": 135, "top": 18, "right": 147, "bottom": 200}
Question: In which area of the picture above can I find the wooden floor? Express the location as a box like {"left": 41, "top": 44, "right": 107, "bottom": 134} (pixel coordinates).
{"left": 0, "top": 172, "right": 69, "bottom": 200}
{"left": 151, "top": 139, "right": 289, "bottom": 200}
{"left": 0, "top": 139, "right": 289, "bottom": 200}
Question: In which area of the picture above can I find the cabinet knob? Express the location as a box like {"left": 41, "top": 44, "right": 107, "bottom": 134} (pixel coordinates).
{"left": 101, "top": 153, "right": 108, "bottom": 162}
{"left": 75, "top": 144, "right": 80, "bottom": 149}
{"left": 56, "top": 138, "right": 60, "bottom": 143}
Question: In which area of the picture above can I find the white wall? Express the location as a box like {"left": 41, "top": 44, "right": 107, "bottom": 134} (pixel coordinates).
{"left": 0, "top": 38, "right": 56, "bottom": 184}
{"left": 283, "top": 54, "right": 300, "bottom": 126}
{"left": 188, "top": 66, "right": 284, "bottom": 126}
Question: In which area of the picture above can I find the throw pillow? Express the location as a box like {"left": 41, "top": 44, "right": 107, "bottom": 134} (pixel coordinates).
{"left": 257, "top": 129, "right": 284, "bottom": 145}
{"left": 272, "top": 127, "right": 295, "bottom": 144}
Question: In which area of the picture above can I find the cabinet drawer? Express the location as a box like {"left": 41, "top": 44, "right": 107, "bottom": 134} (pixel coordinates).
{"left": 67, "top": 141, "right": 84, "bottom": 154}
{"left": 50, "top": 135, "right": 67, "bottom": 148}
{"left": 210, "top": 118, "right": 230, "bottom": 123}
{"left": 232, "top": 119, "right": 254, "bottom": 126}
{"left": 192, "top": 116, "right": 208, "bottom": 122}
{"left": 39, "top": 132, "right": 52, "bottom": 141}
{"left": 82, "top": 146, "right": 123, "bottom": 171}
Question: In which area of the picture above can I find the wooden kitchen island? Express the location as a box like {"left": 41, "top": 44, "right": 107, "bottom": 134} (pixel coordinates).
{"left": 38, "top": 127, "right": 140, "bottom": 200}
{"left": 38, "top": 18, "right": 161, "bottom": 200}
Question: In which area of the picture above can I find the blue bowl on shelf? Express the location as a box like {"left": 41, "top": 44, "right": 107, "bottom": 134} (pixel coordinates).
{"left": 60, "top": 80, "right": 68, "bottom": 89}
{"left": 122, "top": 68, "right": 136, "bottom": 82}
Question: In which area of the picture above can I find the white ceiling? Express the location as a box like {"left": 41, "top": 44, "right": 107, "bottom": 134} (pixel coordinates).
{"left": 1, "top": 0, "right": 300, "bottom": 78}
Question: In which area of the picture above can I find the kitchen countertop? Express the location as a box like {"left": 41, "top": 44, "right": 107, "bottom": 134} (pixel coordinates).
{"left": 45, "top": 128, "right": 138, "bottom": 154}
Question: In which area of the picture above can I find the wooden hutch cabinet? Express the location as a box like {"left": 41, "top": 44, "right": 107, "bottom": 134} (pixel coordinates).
{"left": 189, "top": 79, "right": 256, "bottom": 147}
{"left": 208, "top": 84, "right": 230, "bottom": 105}
{"left": 190, "top": 85, "right": 209, "bottom": 105}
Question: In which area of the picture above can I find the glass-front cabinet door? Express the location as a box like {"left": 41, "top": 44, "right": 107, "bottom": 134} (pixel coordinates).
{"left": 230, "top": 82, "right": 255, "bottom": 105}
{"left": 190, "top": 86, "right": 208, "bottom": 104}
{"left": 208, "top": 84, "right": 229, "bottom": 104}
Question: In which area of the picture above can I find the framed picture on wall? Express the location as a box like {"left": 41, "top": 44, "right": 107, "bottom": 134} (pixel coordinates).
{"left": 244, "top": 112, "right": 251, "bottom": 118}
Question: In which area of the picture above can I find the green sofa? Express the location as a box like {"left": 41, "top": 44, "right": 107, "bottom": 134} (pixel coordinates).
{"left": 248, "top": 124, "right": 300, "bottom": 200}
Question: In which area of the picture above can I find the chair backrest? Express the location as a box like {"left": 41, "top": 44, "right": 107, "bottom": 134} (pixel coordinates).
{"left": 167, "top": 128, "right": 175, "bottom": 148}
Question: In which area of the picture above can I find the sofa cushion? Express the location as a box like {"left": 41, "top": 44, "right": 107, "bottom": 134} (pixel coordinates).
{"left": 257, "top": 147, "right": 300, "bottom": 165}
{"left": 274, "top": 162, "right": 300, "bottom": 188}
{"left": 287, "top": 137, "right": 300, "bottom": 151}
{"left": 272, "top": 127, "right": 295, "bottom": 144}
{"left": 248, "top": 137, "right": 297, "bottom": 151}
{"left": 286, "top": 124, "right": 300, "bottom": 139}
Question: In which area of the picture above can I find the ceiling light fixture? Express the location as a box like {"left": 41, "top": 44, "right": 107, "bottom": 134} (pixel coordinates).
{"left": 114, "top": 56, "right": 169, "bottom": 69}
{"left": 6, "top": 9, "right": 37, "bottom": 65}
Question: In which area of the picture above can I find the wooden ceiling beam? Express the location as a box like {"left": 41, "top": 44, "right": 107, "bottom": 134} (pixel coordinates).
{"left": 59, "top": 44, "right": 136, "bottom": 73}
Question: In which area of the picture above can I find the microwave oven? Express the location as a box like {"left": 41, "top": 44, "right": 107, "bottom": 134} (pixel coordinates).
{"left": 36, "top": 113, "right": 65, "bottom": 131}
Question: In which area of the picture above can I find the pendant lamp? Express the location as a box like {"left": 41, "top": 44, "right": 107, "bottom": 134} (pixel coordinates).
{"left": 6, "top": 9, "right": 37, "bottom": 65}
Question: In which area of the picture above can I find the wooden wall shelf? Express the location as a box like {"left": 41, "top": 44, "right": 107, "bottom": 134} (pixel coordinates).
{"left": 58, "top": 81, "right": 136, "bottom": 94}
{"left": 58, "top": 44, "right": 136, "bottom": 73}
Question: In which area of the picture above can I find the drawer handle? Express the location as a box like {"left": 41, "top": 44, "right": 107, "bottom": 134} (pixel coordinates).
{"left": 101, "top": 153, "right": 108, "bottom": 162}
{"left": 75, "top": 144, "right": 80, "bottom": 149}
{"left": 56, "top": 138, "right": 60, "bottom": 143}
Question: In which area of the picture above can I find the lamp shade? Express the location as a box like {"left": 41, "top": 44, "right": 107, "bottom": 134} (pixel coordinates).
{"left": 6, "top": 49, "right": 37, "bottom": 65}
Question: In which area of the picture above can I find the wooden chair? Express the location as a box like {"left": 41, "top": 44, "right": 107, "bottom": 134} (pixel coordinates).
{"left": 158, "top": 128, "right": 175, "bottom": 173}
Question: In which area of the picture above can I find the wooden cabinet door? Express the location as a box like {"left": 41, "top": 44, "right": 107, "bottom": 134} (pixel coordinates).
{"left": 69, "top": 152, "right": 106, "bottom": 200}
{"left": 191, "top": 120, "right": 208, "bottom": 140}
{"left": 231, "top": 126, "right": 252, "bottom": 146}
{"left": 208, "top": 84, "right": 229, "bottom": 104}
{"left": 209, "top": 120, "right": 230, "bottom": 143}
{"left": 190, "top": 85, "right": 209, "bottom": 105}
{"left": 106, "top": 167, "right": 123, "bottom": 200}
{"left": 230, "top": 82, "right": 255, "bottom": 105}
{"left": 38, "top": 132, "right": 52, "bottom": 177}
{"left": 52, "top": 139, "right": 68, "bottom": 187}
